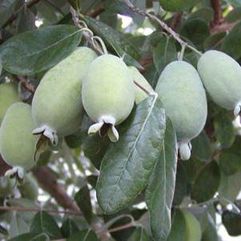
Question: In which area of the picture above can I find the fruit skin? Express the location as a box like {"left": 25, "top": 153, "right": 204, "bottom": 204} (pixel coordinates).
{"left": 0, "top": 176, "right": 15, "bottom": 197}
{"left": 155, "top": 61, "right": 207, "bottom": 160}
{"left": 182, "top": 209, "right": 202, "bottom": 241}
{"left": 0, "top": 103, "right": 38, "bottom": 170}
{"left": 128, "top": 66, "right": 155, "bottom": 104}
{"left": 159, "top": 0, "right": 199, "bottom": 11}
{"left": 32, "top": 47, "right": 97, "bottom": 144}
{"left": 18, "top": 173, "right": 38, "bottom": 200}
{"left": 198, "top": 50, "right": 241, "bottom": 115}
{"left": 82, "top": 54, "right": 135, "bottom": 142}
{"left": 0, "top": 83, "right": 20, "bottom": 124}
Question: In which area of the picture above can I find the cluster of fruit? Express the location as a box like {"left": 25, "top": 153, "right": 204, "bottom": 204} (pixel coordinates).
{"left": 0, "top": 47, "right": 153, "bottom": 176}
{"left": 0, "top": 46, "right": 241, "bottom": 176}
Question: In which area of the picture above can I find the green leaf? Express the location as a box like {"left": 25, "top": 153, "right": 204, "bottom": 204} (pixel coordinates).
{"left": 9, "top": 212, "right": 29, "bottom": 238}
{"left": 219, "top": 152, "right": 241, "bottom": 175}
{"left": 0, "top": 25, "right": 82, "bottom": 75}
{"left": 30, "top": 211, "right": 62, "bottom": 239}
{"left": 96, "top": 96, "right": 166, "bottom": 214}
{"left": 127, "top": 227, "right": 149, "bottom": 241}
{"left": 84, "top": 16, "right": 141, "bottom": 67}
{"left": 145, "top": 119, "right": 177, "bottom": 241}
{"left": 191, "top": 131, "right": 212, "bottom": 161}
{"left": 0, "top": 0, "right": 18, "bottom": 28}
{"left": 75, "top": 186, "right": 92, "bottom": 223}
{"left": 167, "top": 209, "right": 186, "bottom": 241}
{"left": 173, "top": 162, "right": 189, "bottom": 205}
{"left": 214, "top": 112, "right": 235, "bottom": 148}
{"left": 202, "top": 214, "right": 218, "bottom": 241}
{"left": 191, "top": 161, "right": 221, "bottom": 203}
{"left": 225, "top": 7, "right": 241, "bottom": 22}
{"left": 67, "top": 229, "right": 99, "bottom": 241}
{"left": 61, "top": 218, "right": 79, "bottom": 238}
{"left": 181, "top": 18, "right": 209, "bottom": 50}
{"left": 218, "top": 171, "right": 241, "bottom": 202}
{"left": 152, "top": 36, "right": 177, "bottom": 74}
{"left": 222, "top": 21, "right": 241, "bottom": 59}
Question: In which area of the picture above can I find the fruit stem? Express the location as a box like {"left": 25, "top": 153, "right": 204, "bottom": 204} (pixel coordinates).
{"left": 124, "top": 0, "right": 202, "bottom": 56}
{"left": 133, "top": 80, "right": 156, "bottom": 96}
{"left": 178, "top": 44, "right": 186, "bottom": 61}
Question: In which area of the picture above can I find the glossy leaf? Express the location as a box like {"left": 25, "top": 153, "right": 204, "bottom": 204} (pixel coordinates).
{"left": 96, "top": 96, "right": 166, "bottom": 214}
{"left": 222, "top": 210, "right": 241, "bottom": 236}
{"left": 0, "top": 25, "right": 82, "bottom": 75}
{"left": 146, "top": 119, "right": 177, "bottom": 241}
{"left": 8, "top": 233, "right": 50, "bottom": 241}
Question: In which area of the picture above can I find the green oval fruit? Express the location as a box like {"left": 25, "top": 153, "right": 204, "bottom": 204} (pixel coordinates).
{"left": 155, "top": 61, "right": 207, "bottom": 160}
{"left": 0, "top": 176, "right": 15, "bottom": 197}
{"left": 82, "top": 54, "right": 135, "bottom": 142}
{"left": 0, "top": 83, "right": 20, "bottom": 124}
{"left": 32, "top": 47, "right": 97, "bottom": 145}
{"left": 0, "top": 103, "right": 38, "bottom": 171}
{"left": 182, "top": 209, "right": 202, "bottom": 241}
{"left": 128, "top": 66, "right": 155, "bottom": 104}
{"left": 159, "top": 0, "right": 199, "bottom": 11}
{"left": 18, "top": 173, "right": 38, "bottom": 200}
{"left": 198, "top": 50, "right": 241, "bottom": 115}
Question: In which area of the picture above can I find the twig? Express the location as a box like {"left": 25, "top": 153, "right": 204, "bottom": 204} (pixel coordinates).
{"left": 0, "top": 206, "right": 81, "bottom": 216}
{"left": 124, "top": 0, "right": 202, "bottom": 56}
{"left": 33, "top": 166, "right": 81, "bottom": 213}
{"left": 1, "top": 0, "right": 41, "bottom": 29}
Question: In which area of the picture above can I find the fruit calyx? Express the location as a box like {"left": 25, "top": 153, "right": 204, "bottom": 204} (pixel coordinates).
{"left": 88, "top": 115, "right": 119, "bottom": 142}
{"left": 5, "top": 166, "right": 25, "bottom": 180}
{"left": 234, "top": 101, "right": 241, "bottom": 116}
{"left": 32, "top": 124, "right": 58, "bottom": 146}
{"left": 178, "top": 141, "right": 192, "bottom": 160}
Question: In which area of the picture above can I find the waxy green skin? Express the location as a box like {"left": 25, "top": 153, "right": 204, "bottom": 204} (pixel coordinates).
{"left": 0, "top": 103, "right": 38, "bottom": 169}
{"left": 198, "top": 50, "right": 241, "bottom": 113}
{"left": 156, "top": 61, "right": 207, "bottom": 160}
{"left": 128, "top": 66, "right": 155, "bottom": 104}
{"left": 32, "top": 47, "right": 97, "bottom": 141}
{"left": 182, "top": 210, "right": 202, "bottom": 241}
{"left": 0, "top": 176, "right": 15, "bottom": 197}
{"left": 82, "top": 54, "right": 135, "bottom": 140}
{"left": 0, "top": 83, "right": 20, "bottom": 124}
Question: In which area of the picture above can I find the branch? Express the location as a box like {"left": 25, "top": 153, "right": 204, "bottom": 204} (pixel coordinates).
{"left": 33, "top": 166, "right": 81, "bottom": 212}
{"left": 124, "top": 0, "right": 202, "bottom": 56}
{"left": 1, "top": 0, "right": 41, "bottom": 29}
{"left": 0, "top": 206, "right": 81, "bottom": 216}
{"left": 210, "top": 0, "right": 222, "bottom": 27}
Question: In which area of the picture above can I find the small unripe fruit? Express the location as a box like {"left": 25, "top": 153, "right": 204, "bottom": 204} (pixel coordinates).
{"left": 198, "top": 50, "right": 241, "bottom": 116}
{"left": 0, "top": 83, "right": 20, "bottom": 124}
{"left": 0, "top": 176, "right": 15, "bottom": 197}
{"left": 82, "top": 54, "right": 135, "bottom": 142}
{"left": 18, "top": 173, "right": 38, "bottom": 200}
{"left": 32, "top": 47, "right": 97, "bottom": 145}
{"left": 155, "top": 61, "right": 207, "bottom": 160}
{"left": 0, "top": 103, "right": 38, "bottom": 173}
{"left": 182, "top": 209, "right": 202, "bottom": 241}
{"left": 128, "top": 66, "right": 155, "bottom": 104}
